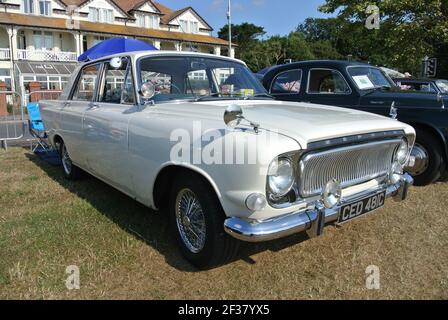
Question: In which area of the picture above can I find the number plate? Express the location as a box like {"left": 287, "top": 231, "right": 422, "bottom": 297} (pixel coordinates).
{"left": 338, "top": 191, "right": 386, "bottom": 223}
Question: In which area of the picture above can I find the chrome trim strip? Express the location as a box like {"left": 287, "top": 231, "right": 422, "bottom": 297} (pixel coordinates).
{"left": 224, "top": 173, "right": 413, "bottom": 242}
{"left": 306, "top": 130, "right": 405, "bottom": 151}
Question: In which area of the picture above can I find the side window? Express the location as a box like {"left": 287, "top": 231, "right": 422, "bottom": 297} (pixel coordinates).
{"left": 100, "top": 58, "right": 135, "bottom": 104}
{"left": 270, "top": 70, "right": 302, "bottom": 94}
{"left": 308, "top": 69, "right": 351, "bottom": 94}
{"left": 122, "top": 67, "right": 136, "bottom": 104}
{"left": 72, "top": 63, "right": 101, "bottom": 101}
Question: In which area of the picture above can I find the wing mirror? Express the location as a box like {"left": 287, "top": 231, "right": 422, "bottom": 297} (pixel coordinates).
{"left": 224, "top": 104, "right": 260, "bottom": 133}
{"left": 140, "top": 81, "right": 156, "bottom": 99}
{"left": 109, "top": 57, "right": 123, "bottom": 70}
{"left": 224, "top": 104, "right": 243, "bottom": 128}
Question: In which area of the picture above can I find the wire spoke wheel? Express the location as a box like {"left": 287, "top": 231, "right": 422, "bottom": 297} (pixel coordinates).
{"left": 61, "top": 144, "right": 72, "bottom": 175}
{"left": 175, "top": 188, "right": 207, "bottom": 254}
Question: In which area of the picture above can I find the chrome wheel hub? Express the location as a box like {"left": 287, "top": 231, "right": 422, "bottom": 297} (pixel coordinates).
{"left": 406, "top": 143, "right": 429, "bottom": 176}
{"left": 175, "top": 189, "right": 206, "bottom": 254}
{"left": 61, "top": 145, "right": 72, "bottom": 175}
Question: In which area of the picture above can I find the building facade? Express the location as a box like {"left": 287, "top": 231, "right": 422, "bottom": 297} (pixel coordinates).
{"left": 0, "top": 0, "right": 233, "bottom": 99}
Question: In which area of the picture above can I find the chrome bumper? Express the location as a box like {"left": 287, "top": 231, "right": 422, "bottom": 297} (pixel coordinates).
{"left": 224, "top": 173, "right": 413, "bottom": 242}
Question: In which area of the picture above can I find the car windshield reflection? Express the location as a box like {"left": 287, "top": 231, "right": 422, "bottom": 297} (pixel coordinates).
{"left": 138, "top": 55, "right": 269, "bottom": 103}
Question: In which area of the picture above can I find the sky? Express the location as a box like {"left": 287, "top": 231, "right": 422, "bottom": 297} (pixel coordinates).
{"left": 159, "top": 0, "right": 331, "bottom": 37}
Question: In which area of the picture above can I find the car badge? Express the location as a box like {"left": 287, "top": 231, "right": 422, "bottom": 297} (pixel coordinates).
{"left": 389, "top": 101, "right": 398, "bottom": 120}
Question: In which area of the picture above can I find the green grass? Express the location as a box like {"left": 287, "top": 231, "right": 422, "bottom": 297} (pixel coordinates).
{"left": 0, "top": 147, "right": 447, "bottom": 299}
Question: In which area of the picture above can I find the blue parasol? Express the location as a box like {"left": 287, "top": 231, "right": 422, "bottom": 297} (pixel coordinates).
{"left": 78, "top": 38, "right": 158, "bottom": 62}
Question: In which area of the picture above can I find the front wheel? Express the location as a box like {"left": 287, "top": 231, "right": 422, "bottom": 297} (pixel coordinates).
{"left": 169, "top": 173, "right": 239, "bottom": 269}
{"left": 406, "top": 130, "right": 444, "bottom": 186}
{"left": 59, "top": 142, "right": 84, "bottom": 180}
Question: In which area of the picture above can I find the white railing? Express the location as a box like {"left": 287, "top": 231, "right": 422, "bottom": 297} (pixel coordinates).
{"left": 0, "top": 48, "right": 11, "bottom": 60}
{"left": 17, "top": 49, "right": 78, "bottom": 62}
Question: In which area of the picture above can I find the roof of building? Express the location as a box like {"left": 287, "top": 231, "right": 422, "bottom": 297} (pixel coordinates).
{"left": 0, "top": 12, "right": 228, "bottom": 46}
{"left": 58, "top": 0, "right": 213, "bottom": 30}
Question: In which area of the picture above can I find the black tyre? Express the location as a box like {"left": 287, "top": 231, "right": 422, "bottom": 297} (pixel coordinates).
{"left": 407, "top": 130, "right": 444, "bottom": 186}
{"left": 169, "top": 172, "right": 239, "bottom": 269}
{"left": 59, "top": 141, "right": 84, "bottom": 180}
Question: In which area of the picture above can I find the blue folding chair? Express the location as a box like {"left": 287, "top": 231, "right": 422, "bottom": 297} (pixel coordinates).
{"left": 26, "top": 102, "right": 52, "bottom": 152}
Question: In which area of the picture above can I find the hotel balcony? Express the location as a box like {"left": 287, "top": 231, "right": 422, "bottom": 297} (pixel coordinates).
{"left": 0, "top": 48, "right": 11, "bottom": 60}
{"left": 16, "top": 49, "right": 78, "bottom": 62}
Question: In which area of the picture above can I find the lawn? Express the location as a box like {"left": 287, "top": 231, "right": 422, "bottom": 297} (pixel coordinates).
{"left": 0, "top": 147, "right": 447, "bottom": 299}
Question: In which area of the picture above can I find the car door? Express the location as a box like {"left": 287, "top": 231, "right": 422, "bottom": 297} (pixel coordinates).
{"left": 269, "top": 69, "right": 303, "bottom": 102}
{"left": 82, "top": 57, "right": 137, "bottom": 195}
{"left": 60, "top": 63, "right": 102, "bottom": 169}
{"left": 303, "top": 68, "right": 359, "bottom": 108}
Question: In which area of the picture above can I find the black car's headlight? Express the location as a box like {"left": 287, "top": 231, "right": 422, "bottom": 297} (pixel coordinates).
{"left": 394, "top": 138, "right": 409, "bottom": 165}
{"left": 267, "top": 157, "right": 295, "bottom": 198}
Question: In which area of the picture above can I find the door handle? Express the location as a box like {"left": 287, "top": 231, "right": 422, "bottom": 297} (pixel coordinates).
{"left": 88, "top": 103, "right": 100, "bottom": 110}
{"left": 63, "top": 102, "right": 70, "bottom": 108}
{"left": 370, "top": 101, "right": 386, "bottom": 105}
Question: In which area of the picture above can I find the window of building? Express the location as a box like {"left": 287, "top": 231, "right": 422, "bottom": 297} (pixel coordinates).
{"left": 136, "top": 13, "right": 159, "bottom": 29}
{"left": 22, "top": 0, "right": 34, "bottom": 14}
{"left": 179, "top": 20, "right": 188, "bottom": 33}
{"left": 136, "top": 14, "right": 145, "bottom": 27}
{"left": 39, "top": 0, "right": 51, "bottom": 16}
{"left": 93, "top": 36, "right": 110, "bottom": 46}
{"left": 33, "top": 31, "right": 53, "bottom": 50}
{"left": 190, "top": 21, "right": 199, "bottom": 34}
{"left": 89, "top": 7, "right": 114, "bottom": 23}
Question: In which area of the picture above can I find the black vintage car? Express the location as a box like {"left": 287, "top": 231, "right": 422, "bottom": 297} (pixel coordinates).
{"left": 258, "top": 60, "right": 448, "bottom": 186}
{"left": 394, "top": 78, "right": 448, "bottom": 95}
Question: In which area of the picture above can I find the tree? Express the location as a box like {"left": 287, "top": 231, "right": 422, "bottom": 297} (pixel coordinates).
{"left": 319, "top": 0, "right": 448, "bottom": 76}
{"left": 218, "top": 23, "right": 266, "bottom": 58}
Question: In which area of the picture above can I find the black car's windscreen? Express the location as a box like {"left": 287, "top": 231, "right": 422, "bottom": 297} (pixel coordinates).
{"left": 139, "top": 56, "right": 267, "bottom": 103}
{"left": 348, "top": 66, "right": 395, "bottom": 90}
{"left": 436, "top": 80, "right": 448, "bottom": 94}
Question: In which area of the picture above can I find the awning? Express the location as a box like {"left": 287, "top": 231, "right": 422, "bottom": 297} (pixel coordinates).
{"left": 15, "top": 61, "right": 78, "bottom": 76}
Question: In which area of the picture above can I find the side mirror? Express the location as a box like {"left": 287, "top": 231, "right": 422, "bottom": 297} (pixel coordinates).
{"left": 224, "top": 104, "right": 243, "bottom": 128}
{"left": 140, "top": 82, "right": 155, "bottom": 99}
{"left": 109, "top": 57, "right": 123, "bottom": 70}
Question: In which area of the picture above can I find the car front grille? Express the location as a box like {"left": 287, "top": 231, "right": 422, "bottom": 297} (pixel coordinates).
{"left": 298, "top": 139, "right": 401, "bottom": 198}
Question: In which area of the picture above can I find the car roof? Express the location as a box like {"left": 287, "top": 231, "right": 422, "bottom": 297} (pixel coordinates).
{"left": 393, "top": 78, "right": 441, "bottom": 82}
{"left": 81, "top": 50, "right": 246, "bottom": 66}
{"left": 259, "top": 60, "right": 373, "bottom": 74}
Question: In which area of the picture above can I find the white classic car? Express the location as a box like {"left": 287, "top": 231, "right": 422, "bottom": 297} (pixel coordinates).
{"left": 41, "top": 51, "right": 415, "bottom": 268}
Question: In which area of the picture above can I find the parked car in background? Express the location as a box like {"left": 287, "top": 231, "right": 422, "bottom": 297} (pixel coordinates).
{"left": 41, "top": 52, "right": 415, "bottom": 268}
{"left": 259, "top": 60, "right": 448, "bottom": 186}
{"left": 394, "top": 78, "right": 448, "bottom": 95}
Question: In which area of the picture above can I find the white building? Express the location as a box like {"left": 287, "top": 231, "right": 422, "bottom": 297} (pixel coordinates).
{"left": 0, "top": 0, "right": 233, "bottom": 97}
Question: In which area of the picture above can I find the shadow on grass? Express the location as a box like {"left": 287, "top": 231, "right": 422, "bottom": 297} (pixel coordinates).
{"left": 26, "top": 151, "right": 309, "bottom": 272}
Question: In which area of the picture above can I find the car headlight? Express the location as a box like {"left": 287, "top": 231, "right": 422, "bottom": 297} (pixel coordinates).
{"left": 395, "top": 138, "right": 409, "bottom": 165}
{"left": 268, "top": 157, "right": 295, "bottom": 198}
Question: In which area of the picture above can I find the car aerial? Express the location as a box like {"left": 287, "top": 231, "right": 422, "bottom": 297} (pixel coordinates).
{"left": 41, "top": 52, "right": 415, "bottom": 269}
{"left": 259, "top": 60, "right": 448, "bottom": 186}
{"left": 394, "top": 78, "right": 448, "bottom": 95}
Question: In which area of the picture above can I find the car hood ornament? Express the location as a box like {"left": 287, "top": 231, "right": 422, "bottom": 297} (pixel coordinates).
{"left": 389, "top": 101, "right": 398, "bottom": 120}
